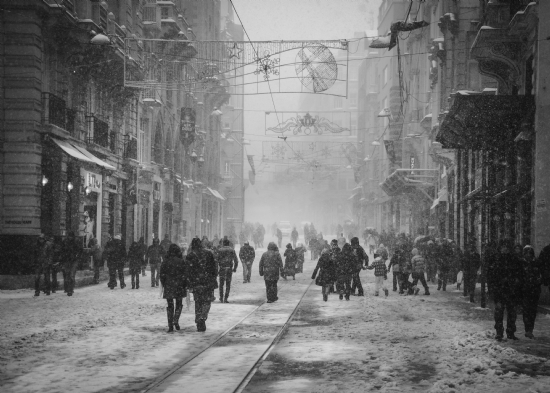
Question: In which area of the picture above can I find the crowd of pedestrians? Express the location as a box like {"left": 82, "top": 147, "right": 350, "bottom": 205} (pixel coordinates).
{"left": 31, "top": 226, "right": 550, "bottom": 341}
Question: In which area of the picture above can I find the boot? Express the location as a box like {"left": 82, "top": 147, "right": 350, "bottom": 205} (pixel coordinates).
{"left": 323, "top": 293, "right": 328, "bottom": 302}
{"left": 495, "top": 329, "right": 504, "bottom": 341}
{"left": 135, "top": 276, "right": 139, "bottom": 289}
{"left": 525, "top": 331, "right": 535, "bottom": 339}
{"left": 424, "top": 290, "right": 430, "bottom": 296}
{"left": 174, "top": 306, "right": 182, "bottom": 330}
{"left": 414, "top": 287, "right": 420, "bottom": 296}
{"left": 506, "top": 333, "right": 519, "bottom": 341}
{"left": 166, "top": 307, "right": 174, "bottom": 333}
{"left": 384, "top": 288, "right": 389, "bottom": 297}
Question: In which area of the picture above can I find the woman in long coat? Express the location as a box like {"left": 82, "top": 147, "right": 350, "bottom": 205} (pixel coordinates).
{"left": 283, "top": 243, "right": 296, "bottom": 280}
{"left": 311, "top": 246, "right": 335, "bottom": 301}
{"left": 160, "top": 244, "right": 187, "bottom": 333}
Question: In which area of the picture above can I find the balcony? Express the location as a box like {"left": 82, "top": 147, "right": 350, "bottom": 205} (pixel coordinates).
{"left": 42, "top": 93, "right": 82, "bottom": 138}
{"left": 86, "top": 115, "right": 109, "bottom": 149}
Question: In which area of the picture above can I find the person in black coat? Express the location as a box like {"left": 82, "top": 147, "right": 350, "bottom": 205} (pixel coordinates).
{"left": 522, "top": 245, "right": 543, "bottom": 339}
{"left": 335, "top": 243, "right": 356, "bottom": 301}
{"left": 160, "top": 244, "right": 187, "bottom": 333}
{"left": 186, "top": 238, "right": 217, "bottom": 332}
{"left": 487, "top": 238, "right": 524, "bottom": 341}
{"left": 62, "top": 232, "right": 83, "bottom": 296}
{"left": 128, "top": 241, "right": 142, "bottom": 289}
{"left": 107, "top": 235, "right": 127, "bottom": 290}
{"left": 259, "top": 242, "right": 284, "bottom": 303}
{"left": 137, "top": 236, "right": 147, "bottom": 277}
{"left": 350, "top": 237, "right": 368, "bottom": 296}
{"left": 311, "top": 246, "right": 336, "bottom": 301}
{"left": 283, "top": 244, "right": 296, "bottom": 280}
{"left": 216, "top": 239, "right": 239, "bottom": 303}
{"left": 239, "top": 241, "right": 255, "bottom": 283}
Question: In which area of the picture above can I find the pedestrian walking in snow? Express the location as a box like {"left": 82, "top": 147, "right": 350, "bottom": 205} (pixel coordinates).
{"left": 276, "top": 228, "right": 283, "bottom": 248}
{"left": 239, "top": 241, "right": 255, "bottom": 283}
{"left": 87, "top": 237, "right": 102, "bottom": 285}
{"left": 388, "top": 244, "right": 404, "bottom": 293}
{"left": 295, "top": 243, "right": 306, "bottom": 273}
{"left": 259, "top": 242, "right": 284, "bottom": 303}
{"left": 462, "top": 241, "right": 481, "bottom": 302}
{"left": 137, "top": 237, "right": 147, "bottom": 277}
{"left": 309, "top": 236, "right": 318, "bottom": 260}
{"left": 367, "top": 251, "right": 389, "bottom": 297}
{"left": 487, "top": 238, "right": 524, "bottom": 341}
{"left": 217, "top": 238, "right": 239, "bottom": 303}
{"left": 335, "top": 242, "right": 356, "bottom": 300}
{"left": 50, "top": 237, "right": 63, "bottom": 293}
{"left": 34, "top": 233, "right": 54, "bottom": 297}
{"left": 410, "top": 248, "right": 430, "bottom": 296}
{"left": 328, "top": 239, "right": 340, "bottom": 293}
{"left": 146, "top": 238, "right": 163, "bottom": 287}
{"left": 107, "top": 234, "right": 126, "bottom": 290}
{"left": 160, "top": 244, "right": 188, "bottom": 333}
{"left": 283, "top": 244, "right": 296, "bottom": 280}
{"left": 312, "top": 246, "right": 336, "bottom": 301}
{"left": 186, "top": 238, "right": 217, "bottom": 332}
{"left": 521, "top": 245, "right": 543, "bottom": 339}
{"left": 128, "top": 240, "right": 142, "bottom": 289}
{"left": 62, "top": 231, "right": 83, "bottom": 296}
{"left": 350, "top": 237, "right": 368, "bottom": 296}
{"left": 291, "top": 227, "right": 299, "bottom": 248}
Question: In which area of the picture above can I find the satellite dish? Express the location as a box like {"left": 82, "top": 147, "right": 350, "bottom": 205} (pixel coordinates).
{"left": 295, "top": 45, "right": 338, "bottom": 93}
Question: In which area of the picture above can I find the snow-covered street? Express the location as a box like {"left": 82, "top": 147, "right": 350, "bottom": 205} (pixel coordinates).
{"left": 1, "top": 246, "right": 550, "bottom": 393}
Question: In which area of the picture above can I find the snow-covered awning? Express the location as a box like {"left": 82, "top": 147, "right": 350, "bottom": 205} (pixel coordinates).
{"left": 437, "top": 94, "right": 535, "bottom": 150}
{"left": 206, "top": 187, "right": 225, "bottom": 201}
{"left": 51, "top": 136, "right": 115, "bottom": 170}
{"left": 380, "top": 169, "right": 439, "bottom": 199}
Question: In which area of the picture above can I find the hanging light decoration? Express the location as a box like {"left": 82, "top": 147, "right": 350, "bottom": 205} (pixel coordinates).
{"left": 42, "top": 175, "right": 49, "bottom": 186}
{"left": 190, "top": 150, "right": 198, "bottom": 162}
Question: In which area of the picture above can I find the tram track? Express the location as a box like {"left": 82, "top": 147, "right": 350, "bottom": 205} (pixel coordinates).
{"left": 140, "top": 276, "right": 314, "bottom": 393}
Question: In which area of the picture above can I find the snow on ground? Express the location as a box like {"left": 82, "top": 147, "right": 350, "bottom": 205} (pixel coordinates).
{"left": 0, "top": 246, "right": 272, "bottom": 393}
{"left": 244, "top": 269, "right": 550, "bottom": 393}
{"left": 3, "top": 239, "right": 550, "bottom": 393}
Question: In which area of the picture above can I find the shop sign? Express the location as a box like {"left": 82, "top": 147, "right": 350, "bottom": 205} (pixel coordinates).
{"left": 4, "top": 217, "right": 37, "bottom": 228}
{"left": 81, "top": 169, "right": 102, "bottom": 193}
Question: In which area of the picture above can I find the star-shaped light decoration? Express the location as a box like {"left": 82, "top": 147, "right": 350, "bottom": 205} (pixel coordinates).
{"left": 227, "top": 42, "right": 243, "bottom": 60}
{"left": 293, "top": 150, "right": 304, "bottom": 161}
{"left": 272, "top": 144, "right": 286, "bottom": 159}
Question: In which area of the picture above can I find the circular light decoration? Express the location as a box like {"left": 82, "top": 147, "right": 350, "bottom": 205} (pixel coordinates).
{"left": 295, "top": 45, "right": 338, "bottom": 93}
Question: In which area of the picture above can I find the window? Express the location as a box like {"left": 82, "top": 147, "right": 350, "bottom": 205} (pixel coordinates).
{"left": 161, "top": 7, "right": 169, "bottom": 19}
{"left": 225, "top": 162, "right": 230, "bottom": 174}
{"left": 139, "top": 118, "right": 149, "bottom": 163}
{"left": 383, "top": 66, "right": 388, "bottom": 85}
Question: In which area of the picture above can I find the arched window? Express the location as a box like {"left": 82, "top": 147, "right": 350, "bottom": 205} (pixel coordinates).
{"left": 152, "top": 119, "right": 163, "bottom": 164}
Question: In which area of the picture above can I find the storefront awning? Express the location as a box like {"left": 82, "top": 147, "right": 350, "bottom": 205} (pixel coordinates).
{"left": 206, "top": 187, "right": 226, "bottom": 201}
{"left": 51, "top": 137, "right": 116, "bottom": 170}
{"left": 51, "top": 138, "right": 96, "bottom": 164}
{"left": 380, "top": 169, "right": 439, "bottom": 199}
{"left": 436, "top": 93, "right": 534, "bottom": 150}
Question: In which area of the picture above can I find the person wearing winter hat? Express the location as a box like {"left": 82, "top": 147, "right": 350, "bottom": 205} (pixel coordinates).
{"left": 410, "top": 248, "right": 430, "bottom": 295}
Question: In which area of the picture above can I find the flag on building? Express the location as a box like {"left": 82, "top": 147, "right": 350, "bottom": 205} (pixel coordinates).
{"left": 247, "top": 155, "right": 256, "bottom": 175}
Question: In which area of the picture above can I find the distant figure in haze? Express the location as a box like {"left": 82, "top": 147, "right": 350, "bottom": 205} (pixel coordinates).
{"left": 291, "top": 227, "right": 299, "bottom": 248}
{"left": 295, "top": 243, "right": 306, "bottom": 273}
{"left": 276, "top": 228, "right": 283, "bottom": 248}
{"left": 283, "top": 243, "right": 296, "bottom": 280}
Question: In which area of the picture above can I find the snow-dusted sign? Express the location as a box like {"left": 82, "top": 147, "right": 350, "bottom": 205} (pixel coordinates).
{"left": 265, "top": 111, "right": 351, "bottom": 136}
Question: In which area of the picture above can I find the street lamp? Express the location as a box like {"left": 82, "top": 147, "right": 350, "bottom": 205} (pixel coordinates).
{"left": 190, "top": 150, "right": 198, "bottom": 163}
{"left": 41, "top": 175, "right": 49, "bottom": 186}
{"left": 67, "top": 182, "right": 74, "bottom": 192}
